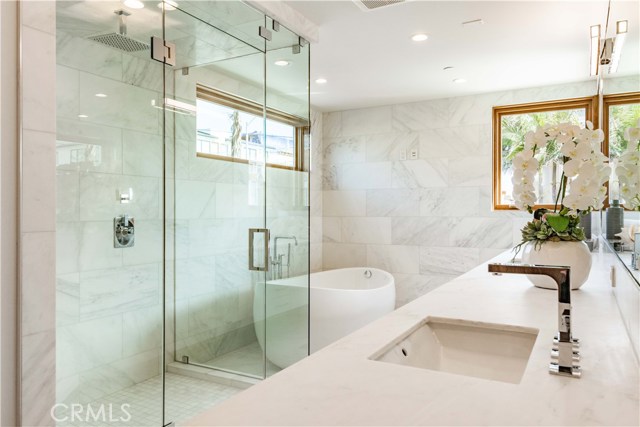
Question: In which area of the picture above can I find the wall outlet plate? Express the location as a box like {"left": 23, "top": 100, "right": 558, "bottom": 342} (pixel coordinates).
{"left": 409, "top": 148, "right": 418, "bottom": 159}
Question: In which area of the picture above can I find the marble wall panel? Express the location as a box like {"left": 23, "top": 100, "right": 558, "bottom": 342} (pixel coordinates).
{"left": 321, "top": 79, "right": 619, "bottom": 305}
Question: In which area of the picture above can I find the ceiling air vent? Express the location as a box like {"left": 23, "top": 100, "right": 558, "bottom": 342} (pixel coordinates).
{"left": 353, "top": 0, "right": 406, "bottom": 11}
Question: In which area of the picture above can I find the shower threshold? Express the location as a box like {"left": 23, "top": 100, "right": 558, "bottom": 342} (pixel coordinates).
{"left": 169, "top": 343, "right": 280, "bottom": 388}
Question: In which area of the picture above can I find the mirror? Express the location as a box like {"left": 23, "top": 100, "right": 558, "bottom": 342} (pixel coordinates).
{"left": 602, "top": 91, "right": 640, "bottom": 211}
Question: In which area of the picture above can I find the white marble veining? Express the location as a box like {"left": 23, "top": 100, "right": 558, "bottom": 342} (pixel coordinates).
{"left": 391, "top": 217, "right": 455, "bottom": 246}
{"left": 367, "top": 245, "right": 420, "bottom": 274}
{"left": 342, "top": 106, "right": 392, "bottom": 137}
{"left": 366, "top": 132, "right": 419, "bottom": 162}
{"left": 22, "top": 330, "right": 56, "bottom": 427}
{"left": 392, "top": 99, "right": 449, "bottom": 131}
{"left": 366, "top": 188, "right": 421, "bottom": 217}
{"left": 22, "top": 25, "right": 56, "bottom": 134}
{"left": 21, "top": 232, "right": 56, "bottom": 336}
{"left": 320, "top": 80, "right": 628, "bottom": 303}
{"left": 391, "top": 158, "right": 448, "bottom": 188}
{"left": 419, "top": 247, "right": 481, "bottom": 275}
{"left": 323, "top": 190, "right": 366, "bottom": 217}
{"left": 56, "top": 31, "right": 123, "bottom": 81}
{"left": 185, "top": 251, "right": 640, "bottom": 426}
{"left": 322, "top": 243, "right": 367, "bottom": 269}
{"left": 323, "top": 136, "right": 366, "bottom": 165}
{"left": 21, "top": 7, "right": 58, "bottom": 425}
{"left": 22, "top": 129, "right": 57, "bottom": 232}
{"left": 341, "top": 217, "right": 391, "bottom": 245}
{"left": 448, "top": 156, "right": 492, "bottom": 187}
{"left": 338, "top": 161, "right": 392, "bottom": 190}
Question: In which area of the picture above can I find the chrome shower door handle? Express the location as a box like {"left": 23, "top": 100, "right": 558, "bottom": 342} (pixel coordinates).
{"left": 249, "top": 228, "right": 270, "bottom": 272}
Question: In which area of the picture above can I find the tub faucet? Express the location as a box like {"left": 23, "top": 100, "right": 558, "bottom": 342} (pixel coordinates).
{"left": 271, "top": 236, "right": 298, "bottom": 279}
{"left": 487, "top": 263, "right": 581, "bottom": 378}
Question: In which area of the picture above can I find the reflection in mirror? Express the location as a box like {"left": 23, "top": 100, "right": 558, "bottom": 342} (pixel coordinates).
{"left": 604, "top": 93, "right": 640, "bottom": 210}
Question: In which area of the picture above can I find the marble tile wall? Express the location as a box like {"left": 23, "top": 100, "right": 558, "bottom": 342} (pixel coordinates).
{"left": 20, "top": 1, "right": 57, "bottom": 425}
{"left": 321, "top": 78, "right": 638, "bottom": 307}
{"left": 55, "top": 25, "right": 165, "bottom": 409}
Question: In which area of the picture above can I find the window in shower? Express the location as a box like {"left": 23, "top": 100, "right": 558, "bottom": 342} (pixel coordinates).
{"left": 196, "top": 85, "right": 306, "bottom": 170}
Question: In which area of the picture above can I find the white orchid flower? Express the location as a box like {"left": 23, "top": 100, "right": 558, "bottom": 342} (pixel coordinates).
{"left": 524, "top": 129, "right": 548, "bottom": 148}
{"left": 563, "top": 158, "right": 582, "bottom": 177}
{"left": 588, "top": 128, "right": 604, "bottom": 144}
{"left": 510, "top": 122, "right": 611, "bottom": 213}
{"left": 513, "top": 154, "right": 538, "bottom": 174}
{"left": 561, "top": 140, "right": 591, "bottom": 160}
{"left": 624, "top": 126, "right": 640, "bottom": 142}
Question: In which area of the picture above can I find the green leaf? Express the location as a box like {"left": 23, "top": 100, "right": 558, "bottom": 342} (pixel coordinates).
{"left": 545, "top": 214, "right": 570, "bottom": 232}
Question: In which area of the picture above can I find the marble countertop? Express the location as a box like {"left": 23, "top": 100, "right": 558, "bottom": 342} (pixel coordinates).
{"left": 186, "top": 251, "right": 640, "bottom": 426}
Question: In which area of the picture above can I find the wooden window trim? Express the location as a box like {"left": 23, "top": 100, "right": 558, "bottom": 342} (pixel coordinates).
{"left": 492, "top": 96, "right": 598, "bottom": 211}
{"left": 196, "top": 84, "right": 308, "bottom": 171}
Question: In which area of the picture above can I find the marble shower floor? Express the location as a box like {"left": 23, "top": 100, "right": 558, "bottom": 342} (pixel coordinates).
{"left": 204, "top": 341, "right": 281, "bottom": 378}
{"left": 56, "top": 373, "right": 242, "bottom": 427}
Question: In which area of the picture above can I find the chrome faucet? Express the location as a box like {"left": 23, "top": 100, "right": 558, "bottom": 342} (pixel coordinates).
{"left": 271, "top": 236, "right": 298, "bottom": 279}
{"left": 488, "top": 263, "right": 581, "bottom": 378}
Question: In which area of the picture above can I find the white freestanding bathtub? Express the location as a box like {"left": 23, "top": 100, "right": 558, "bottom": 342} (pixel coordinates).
{"left": 253, "top": 268, "right": 395, "bottom": 368}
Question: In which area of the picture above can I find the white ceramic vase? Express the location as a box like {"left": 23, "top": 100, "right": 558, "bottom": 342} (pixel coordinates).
{"left": 521, "top": 240, "right": 592, "bottom": 290}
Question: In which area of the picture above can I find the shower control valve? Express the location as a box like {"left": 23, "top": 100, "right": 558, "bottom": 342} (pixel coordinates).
{"left": 114, "top": 215, "right": 135, "bottom": 248}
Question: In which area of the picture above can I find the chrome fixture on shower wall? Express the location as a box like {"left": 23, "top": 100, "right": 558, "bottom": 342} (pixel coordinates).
{"left": 114, "top": 215, "right": 135, "bottom": 248}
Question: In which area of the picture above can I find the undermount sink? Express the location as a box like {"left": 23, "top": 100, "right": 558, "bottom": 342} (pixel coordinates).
{"left": 370, "top": 317, "right": 539, "bottom": 384}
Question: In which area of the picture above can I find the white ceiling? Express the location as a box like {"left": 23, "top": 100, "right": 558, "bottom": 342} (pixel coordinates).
{"left": 284, "top": 0, "right": 640, "bottom": 112}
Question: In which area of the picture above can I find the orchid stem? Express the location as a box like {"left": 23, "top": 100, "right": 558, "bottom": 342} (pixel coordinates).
{"left": 553, "top": 172, "right": 565, "bottom": 213}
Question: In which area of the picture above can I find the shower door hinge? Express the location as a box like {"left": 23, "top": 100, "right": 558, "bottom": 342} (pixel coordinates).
{"left": 151, "top": 36, "right": 176, "bottom": 66}
{"left": 259, "top": 26, "right": 272, "bottom": 41}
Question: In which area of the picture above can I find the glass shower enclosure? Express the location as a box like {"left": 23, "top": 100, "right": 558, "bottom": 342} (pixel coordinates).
{"left": 54, "top": 1, "right": 310, "bottom": 425}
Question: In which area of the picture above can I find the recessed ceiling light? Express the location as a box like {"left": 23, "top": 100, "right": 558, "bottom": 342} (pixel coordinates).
{"left": 95, "top": 93, "right": 107, "bottom": 98}
{"left": 315, "top": 78, "right": 327, "bottom": 84}
{"left": 78, "top": 114, "right": 88, "bottom": 118}
{"left": 274, "top": 60, "right": 291, "bottom": 67}
{"left": 453, "top": 78, "right": 467, "bottom": 84}
{"left": 123, "top": 0, "right": 144, "bottom": 9}
{"left": 443, "top": 66, "right": 454, "bottom": 71}
{"left": 157, "top": 0, "right": 178, "bottom": 11}
{"left": 411, "top": 33, "right": 428, "bottom": 42}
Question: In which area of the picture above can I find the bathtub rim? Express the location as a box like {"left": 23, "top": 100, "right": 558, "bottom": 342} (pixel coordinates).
{"left": 262, "top": 267, "right": 395, "bottom": 292}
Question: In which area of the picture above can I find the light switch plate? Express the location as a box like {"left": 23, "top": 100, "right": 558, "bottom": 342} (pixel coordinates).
{"left": 409, "top": 148, "right": 418, "bottom": 159}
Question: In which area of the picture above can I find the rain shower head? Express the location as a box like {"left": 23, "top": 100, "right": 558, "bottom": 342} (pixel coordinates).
{"left": 88, "top": 10, "right": 149, "bottom": 53}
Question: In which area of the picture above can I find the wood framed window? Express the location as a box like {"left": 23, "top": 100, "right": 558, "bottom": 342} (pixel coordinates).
{"left": 492, "top": 96, "right": 598, "bottom": 210}
{"left": 195, "top": 84, "right": 308, "bottom": 171}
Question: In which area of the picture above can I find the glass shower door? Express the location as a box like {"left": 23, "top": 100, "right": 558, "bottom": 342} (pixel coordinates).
{"left": 263, "top": 18, "right": 311, "bottom": 370}
{"left": 163, "top": 3, "right": 270, "bottom": 385}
